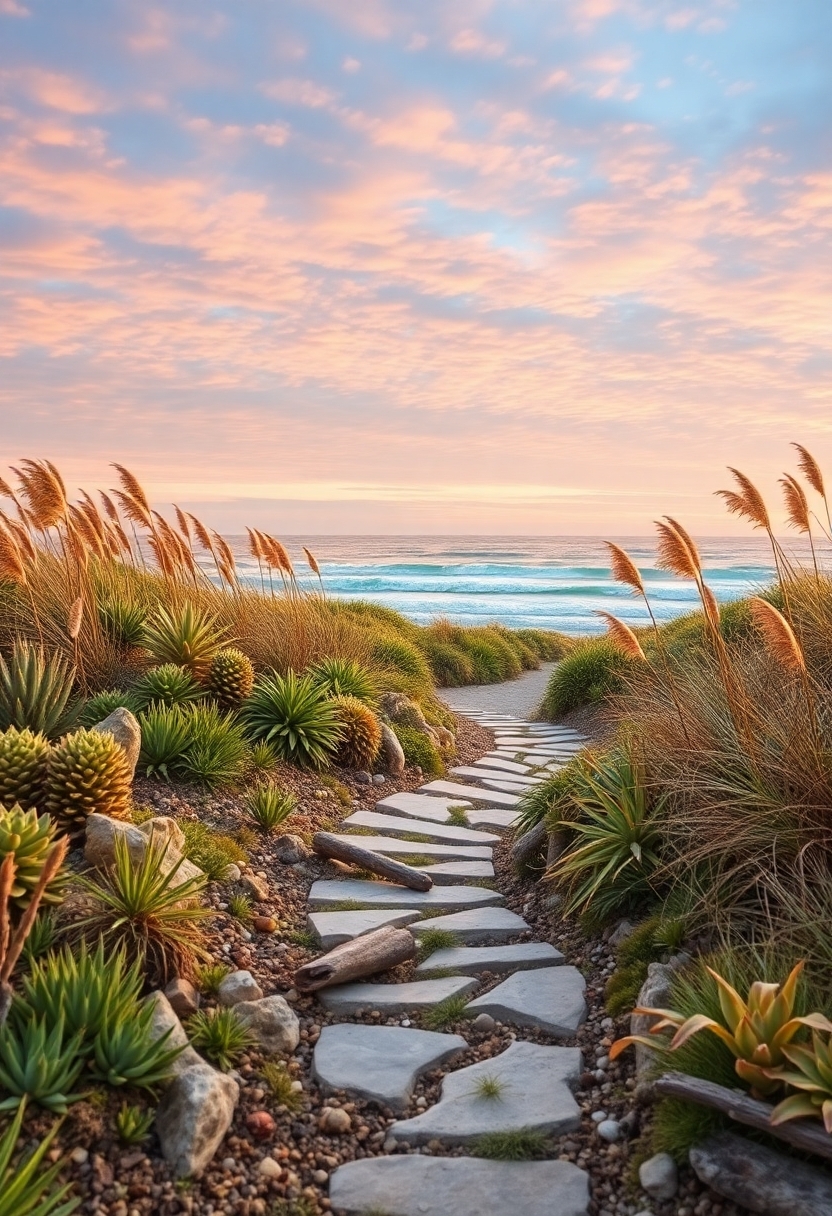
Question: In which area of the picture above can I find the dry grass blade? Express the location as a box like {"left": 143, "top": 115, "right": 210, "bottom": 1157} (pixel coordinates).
{"left": 99, "top": 491, "right": 120, "bottom": 524}
{"left": 721, "top": 468, "right": 770, "bottom": 530}
{"left": 1, "top": 836, "right": 68, "bottom": 983}
{"left": 780, "top": 474, "right": 811, "bottom": 533}
{"left": 188, "top": 514, "right": 214, "bottom": 553}
{"left": 595, "top": 611, "right": 645, "bottom": 659}
{"left": 701, "top": 585, "right": 721, "bottom": 631}
{"left": 749, "top": 597, "right": 805, "bottom": 672}
{"left": 112, "top": 488, "right": 152, "bottom": 529}
{"left": 174, "top": 505, "right": 192, "bottom": 541}
{"left": 0, "top": 477, "right": 14, "bottom": 498}
{"left": 247, "top": 529, "right": 264, "bottom": 561}
{"left": 605, "top": 542, "right": 644, "bottom": 596}
{"left": 4, "top": 517, "right": 37, "bottom": 563}
{"left": 67, "top": 596, "right": 84, "bottom": 640}
{"left": 793, "top": 443, "right": 825, "bottom": 498}
{"left": 654, "top": 520, "right": 699, "bottom": 580}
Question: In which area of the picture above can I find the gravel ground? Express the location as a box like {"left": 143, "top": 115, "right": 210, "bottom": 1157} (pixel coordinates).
{"left": 438, "top": 663, "right": 558, "bottom": 718}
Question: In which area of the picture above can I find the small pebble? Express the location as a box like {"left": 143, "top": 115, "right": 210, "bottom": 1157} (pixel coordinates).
{"left": 257, "top": 1157, "right": 282, "bottom": 1179}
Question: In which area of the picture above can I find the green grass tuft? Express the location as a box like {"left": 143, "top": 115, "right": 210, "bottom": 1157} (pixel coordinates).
{"left": 472, "top": 1128, "right": 549, "bottom": 1160}
{"left": 422, "top": 993, "right": 469, "bottom": 1030}
{"left": 415, "top": 928, "right": 461, "bottom": 962}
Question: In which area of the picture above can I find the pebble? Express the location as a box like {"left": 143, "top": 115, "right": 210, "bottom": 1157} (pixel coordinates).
{"left": 371, "top": 774, "right": 386, "bottom": 785}
{"left": 319, "top": 1107, "right": 352, "bottom": 1134}
{"left": 471, "top": 1013, "right": 496, "bottom": 1033}
{"left": 70, "top": 1147, "right": 89, "bottom": 1165}
{"left": 596, "top": 1120, "right": 621, "bottom": 1143}
{"left": 590, "top": 1110, "right": 607, "bottom": 1122}
{"left": 257, "top": 1157, "right": 282, "bottom": 1179}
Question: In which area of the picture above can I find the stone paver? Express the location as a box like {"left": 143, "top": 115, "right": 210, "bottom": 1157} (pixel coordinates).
{"left": 376, "top": 792, "right": 471, "bottom": 823}
{"left": 307, "top": 908, "right": 422, "bottom": 949}
{"left": 473, "top": 756, "right": 534, "bottom": 773}
{"left": 308, "top": 879, "right": 503, "bottom": 912}
{"left": 390, "top": 1040, "right": 582, "bottom": 1145}
{"left": 449, "top": 764, "right": 538, "bottom": 785}
{"left": 466, "top": 966, "right": 587, "bottom": 1036}
{"left": 317, "top": 975, "right": 479, "bottom": 1015}
{"left": 415, "top": 941, "right": 563, "bottom": 976}
{"left": 411, "top": 907, "right": 529, "bottom": 944}
{"left": 415, "top": 860, "right": 495, "bottom": 884}
{"left": 463, "top": 807, "right": 521, "bottom": 831}
{"left": 419, "top": 780, "right": 520, "bottom": 808}
{"left": 477, "top": 776, "right": 540, "bottom": 794}
{"left": 312, "top": 1023, "right": 467, "bottom": 1112}
{"left": 341, "top": 809, "right": 499, "bottom": 845}
{"left": 329, "top": 1156, "right": 590, "bottom": 1216}
{"left": 329, "top": 834, "right": 493, "bottom": 861}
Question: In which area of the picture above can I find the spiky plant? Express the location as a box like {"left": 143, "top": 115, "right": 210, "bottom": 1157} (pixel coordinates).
{"left": 242, "top": 670, "right": 343, "bottom": 769}
{"left": 194, "top": 961, "right": 231, "bottom": 997}
{"left": 138, "top": 704, "right": 191, "bottom": 780}
{"left": 207, "top": 648, "right": 255, "bottom": 709}
{"left": 0, "top": 1015, "right": 85, "bottom": 1114}
{"left": 78, "top": 690, "right": 142, "bottom": 728}
{"left": 0, "top": 644, "right": 78, "bottom": 739}
{"left": 99, "top": 599, "right": 147, "bottom": 649}
{"left": 45, "top": 728, "right": 132, "bottom": 832}
{"left": 245, "top": 783, "right": 297, "bottom": 833}
{"left": 134, "top": 664, "right": 202, "bottom": 709}
{"left": 178, "top": 704, "right": 248, "bottom": 789}
{"left": 187, "top": 1006, "right": 254, "bottom": 1072}
{"left": 142, "top": 602, "right": 224, "bottom": 680}
{"left": 332, "top": 695, "right": 382, "bottom": 769}
{"left": 0, "top": 805, "right": 66, "bottom": 913}
{"left": 91, "top": 1000, "right": 183, "bottom": 1088}
{"left": 0, "top": 727, "right": 50, "bottom": 811}
{"left": 15, "top": 941, "right": 141, "bottom": 1049}
{"left": 0, "top": 1098, "right": 80, "bottom": 1216}
{"left": 309, "top": 657, "right": 377, "bottom": 705}
{"left": 115, "top": 1101, "right": 154, "bottom": 1146}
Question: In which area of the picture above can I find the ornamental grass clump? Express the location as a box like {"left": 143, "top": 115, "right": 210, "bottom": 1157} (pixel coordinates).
{"left": 243, "top": 669, "right": 343, "bottom": 768}
{"left": 0, "top": 643, "right": 78, "bottom": 739}
{"left": 138, "top": 704, "right": 190, "bottom": 780}
{"left": 142, "top": 602, "right": 225, "bottom": 680}
{"left": 178, "top": 703, "right": 248, "bottom": 788}
{"left": 309, "top": 656, "right": 376, "bottom": 705}
{"left": 188, "top": 1006, "right": 253, "bottom": 1072}
{"left": 246, "top": 782, "right": 297, "bottom": 833}
{"left": 539, "top": 637, "right": 632, "bottom": 718}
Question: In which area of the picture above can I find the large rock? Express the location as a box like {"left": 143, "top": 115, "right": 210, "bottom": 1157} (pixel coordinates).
{"left": 146, "top": 990, "right": 202, "bottom": 1076}
{"left": 217, "top": 970, "right": 264, "bottom": 1007}
{"left": 274, "top": 834, "right": 309, "bottom": 864}
{"left": 378, "top": 722, "right": 405, "bottom": 775}
{"left": 465, "top": 966, "right": 587, "bottom": 1037}
{"left": 689, "top": 1133, "right": 832, "bottom": 1215}
{"left": 234, "top": 994, "right": 300, "bottom": 1054}
{"left": 156, "top": 1061, "right": 239, "bottom": 1178}
{"left": 93, "top": 707, "right": 142, "bottom": 779}
{"left": 84, "top": 813, "right": 202, "bottom": 885}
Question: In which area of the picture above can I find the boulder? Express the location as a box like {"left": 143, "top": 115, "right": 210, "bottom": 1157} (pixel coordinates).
{"left": 234, "top": 994, "right": 300, "bottom": 1054}
{"left": 274, "top": 834, "right": 309, "bottom": 864}
{"left": 690, "top": 1133, "right": 832, "bottom": 1215}
{"left": 378, "top": 723, "right": 405, "bottom": 776}
{"left": 165, "top": 977, "right": 200, "bottom": 1018}
{"left": 84, "top": 813, "right": 203, "bottom": 886}
{"left": 93, "top": 707, "right": 142, "bottom": 779}
{"left": 155, "top": 1061, "right": 239, "bottom": 1178}
{"left": 146, "top": 991, "right": 202, "bottom": 1076}
{"left": 378, "top": 693, "right": 441, "bottom": 746}
{"left": 217, "top": 970, "right": 264, "bottom": 1007}
{"left": 136, "top": 815, "right": 186, "bottom": 853}
{"left": 638, "top": 1152, "right": 678, "bottom": 1201}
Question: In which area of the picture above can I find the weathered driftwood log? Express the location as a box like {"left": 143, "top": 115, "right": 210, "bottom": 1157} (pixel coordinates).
{"left": 654, "top": 1072, "right": 832, "bottom": 1162}
{"left": 545, "top": 828, "right": 570, "bottom": 869}
{"left": 293, "top": 925, "right": 417, "bottom": 992}
{"left": 312, "top": 831, "right": 433, "bottom": 892}
{"left": 510, "top": 820, "right": 546, "bottom": 870}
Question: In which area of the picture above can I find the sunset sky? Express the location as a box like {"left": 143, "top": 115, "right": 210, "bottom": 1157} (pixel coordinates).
{"left": 2, "top": 1, "right": 830, "bottom": 534}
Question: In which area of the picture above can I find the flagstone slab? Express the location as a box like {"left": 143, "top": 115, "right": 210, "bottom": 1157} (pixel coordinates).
{"left": 418, "top": 781, "right": 520, "bottom": 808}
{"left": 415, "top": 941, "right": 564, "bottom": 976}
{"left": 307, "top": 908, "right": 422, "bottom": 950}
{"left": 341, "top": 809, "right": 499, "bottom": 845}
{"left": 478, "top": 777, "right": 540, "bottom": 794}
{"left": 475, "top": 756, "right": 535, "bottom": 774}
{"left": 329, "top": 1156, "right": 590, "bottom": 1216}
{"left": 415, "top": 860, "right": 494, "bottom": 884}
{"left": 466, "top": 966, "right": 587, "bottom": 1036}
{"left": 376, "top": 792, "right": 472, "bottom": 824}
{"left": 464, "top": 807, "right": 520, "bottom": 831}
{"left": 312, "top": 1023, "right": 467, "bottom": 1112}
{"left": 308, "top": 879, "right": 503, "bottom": 912}
{"left": 390, "top": 1040, "right": 582, "bottom": 1145}
{"left": 330, "top": 834, "right": 493, "bottom": 861}
{"left": 317, "top": 975, "right": 479, "bottom": 1015}
{"left": 411, "top": 907, "right": 529, "bottom": 944}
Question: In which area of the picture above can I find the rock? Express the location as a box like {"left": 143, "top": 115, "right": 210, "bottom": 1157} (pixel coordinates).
{"left": 546, "top": 829, "right": 570, "bottom": 867}
{"left": 257, "top": 1156, "right": 282, "bottom": 1179}
{"left": 308, "top": 878, "right": 502, "bottom": 913}
{"left": 319, "top": 1106, "right": 352, "bottom": 1134}
{"left": 246, "top": 1110, "right": 276, "bottom": 1140}
{"left": 84, "top": 814, "right": 203, "bottom": 886}
{"left": 234, "top": 994, "right": 300, "bottom": 1054}
{"left": 378, "top": 723, "right": 405, "bottom": 776}
{"left": 273, "top": 834, "right": 309, "bottom": 864}
{"left": 631, "top": 964, "right": 677, "bottom": 1078}
{"left": 411, "top": 907, "right": 530, "bottom": 945}
{"left": 471, "top": 1013, "right": 496, "bottom": 1033}
{"left": 608, "top": 919, "right": 636, "bottom": 947}
{"left": 329, "top": 1156, "right": 590, "bottom": 1216}
{"left": 415, "top": 942, "right": 563, "bottom": 977}
{"left": 308, "top": 908, "right": 422, "bottom": 950}
{"left": 342, "top": 809, "right": 499, "bottom": 845}
{"left": 93, "top": 707, "right": 141, "bottom": 779}
{"left": 254, "top": 916, "right": 277, "bottom": 933}
{"left": 597, "top": 1120, "right": 620, "bottom": 1143}
{"left": 242, "top": 873, "right": 269, "bottom": 901}
{"left": 355, "top": 771, "right": 372, "bottom": 785}
{"left": 317, "top": 976, "right": 478, "bottom": 1016}
{"left": 510, "top": 820, "right": 547, "bottom": 869}
{"left": 155, "top": 1062, "right": 239, "bottom": 1178}
{"left": 372, "top": 773, "right": 386, "bottom": 785}
{"left": 689, "top": 1133, "right": 832, "bottom": 1215}
{"left": 419, "top": 780, "right": 520, "bottom": 809}
{"left": 638, "top": 1152, "right": 678, "bottom": 1201}
{"left": 465, "top": 966, "right": 587, "bottom": 1038}
{"left": 434, "top": 725, "right": 455, "bottom": 750}
{"left": 377, "top": 792, "right": 472, "bottom": 824}
{"left": 224, "top": 863, "right": 242, "bottom": 882}
{"left": 164, "top": 977, "right": 200, "bottom": 1018}
{"left": 329, "top": 834, "right": 491, "bottom": 861}
{"left": 217, "top": 970, "right": 264, "bottom": 1006}
{"left": 146, "top": 991, "right": 202, "bottom": 1075}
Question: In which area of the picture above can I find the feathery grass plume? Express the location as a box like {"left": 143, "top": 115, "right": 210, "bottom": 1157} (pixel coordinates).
{"left": 67, "top": 597, "right": 83, "bottom": 640}
{"left": 749, "top": 597, "right": 805, "bottom": 673}
{"left": 781, "top": 472, "right": 819, "bottom": 577}
{"left": 0, "top": 835, "right": 68, "bottom": 1022}
{"left": 173, "top": 505, "right": 192, "bottom": 542}
{"left": 111, "top": 489, "right": 150, "bottom": 530}
{"left": 99, "top": 491, "right": 120, "bottom": 524}
{"left": 3, "top": 517, "right": 37, "bottom": 565}
{"left": 68, "top": 505, "right": 103, "bottom": 559}
{"left": 187, "top": 514, "right": 214, "bottom": 553}
{"left": 662, "top": 518, "right": 702, "bottom": 574}
{"left": 595, "top": 611, "right": 646, "bottom": 660}
{"left": 605, "top": 542, "right": 645, "bottom": 597}
{"left": 17, "top": 460, "right": 66, "bottom": 531}
{"left": 0, "top": 524, "right": 26, "bottom": 586}
{"left": 717, "top": 467, "right": 793, "bottom": 592}
{"left": 793, "top": 442, "right": 826, "bottom": 498}
{"left": 112, "top": 464, "right": 151, "bottom": 517}
{"left": 654, "top": 520, "right": 700, "bottom": 581}
{"left": 0, "top": 478, "right": 14, "bottom": 499}
{"left": 247, "top": 528, "right": 267, "bottom": 594}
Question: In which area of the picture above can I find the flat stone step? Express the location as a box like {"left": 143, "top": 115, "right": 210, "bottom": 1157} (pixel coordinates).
{"left": 415, "top": 941, "right": 564, "bottom": 976}
{"left": 329, "top": 1156, "right": 590, "bottom": 1216}
{"left": 317, "top": 975, "right": 478, "bottom": 1015}
{"left": 376, "top": 792, "right": 472, "bottom": 824}
{"left": 419, "top": 781, "right": 520, "bottom": 808}
{"left": 307, "top": 908, "right": 422, "bottom": 950}
{"left": 329, "top": 834, "right": 493, "bottom": 861}
{"left": 416, "top": 860, "right": 495, "bottom": 885}
{"left": 411, "top": 907, "right": 529, "bottom": 944}
{"left": 390, "top": 1040, "right": 582, "bottom": 1145}
{"left": 474, "top": 756, "right": 535, "bottom": 774}
{"left": 477, "top": 777, "right": 541, "bottom": 794}
{"left": 308, "top": 879, "right": 503, "bottom": 913}
{"left": 466, "top": 966, "right": 587, "bottom": 1037}
{"left": 312, "top": 1023, "right": 467, "bottom": 1112}
{"left": 341, "top": 809, "right": 499, "bottom": 845}
{"left": 464, "top": 807, "right": 521, "bottom": 832}
{"left": 450, "top": 765, "right": 542, "bottom": 788}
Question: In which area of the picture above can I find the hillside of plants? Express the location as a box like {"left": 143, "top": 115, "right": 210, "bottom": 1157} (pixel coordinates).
{"left": 522, "top": 448, "right": 832, "bottom": 1164}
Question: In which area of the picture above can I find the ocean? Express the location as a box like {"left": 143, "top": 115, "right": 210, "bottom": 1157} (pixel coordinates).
{"left": 220, "top": 535, "right": 808, "bottom": 635}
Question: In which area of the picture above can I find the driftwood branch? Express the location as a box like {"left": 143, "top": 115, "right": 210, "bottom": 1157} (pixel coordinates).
{"left": 313, "top": 831, "right": 432, "bottom": 892}
{"left": 510, "top": 821, "right": 546, "bottom": 869}
{"left": 654, "top": 1071, "right": 832, "bottom": 1162}
{"left": 293, "top": 925, "right": 416, "bottom": 992}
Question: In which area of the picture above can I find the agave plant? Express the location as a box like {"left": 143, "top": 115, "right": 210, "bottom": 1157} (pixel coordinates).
{"left": 0, "top": 1015, "right": 85, "bottom": 1113}
{"left": 99, "top": 599, "right": 147, "bottom": 649}
{"left": 78, "top": 690, "right": 142, "bottom": 728}
{"left": 142, "top": 603, "right": 225, "bottom": 680}
{"left": 610, "top": 960, "right": 832, "bottom": 1098}
{"left": 308, "top": 656, "right": 377, "bottom": 705}
{"left": 0, "top": 643, "right": 79, "bottom": 739}
{"left": 770, "top": 1032, "right": 832, "bottom": 1131}
{"left": 91, "top": 998, "right": 183, "bottom": 1088}
{"left": 242, "top": 669, "right": 343, "bottom": 768}
{"left": 133, "top": 663, "right": 203, "bottom": 710}
{"left": 138, "top": 704, "right": 191, "bottom": 780}
{"left": 0, "top": 1098, "right": 80, "bottom": 1216}
{"left": 115, "top": 1101, "right": 154, "bottom": 1146}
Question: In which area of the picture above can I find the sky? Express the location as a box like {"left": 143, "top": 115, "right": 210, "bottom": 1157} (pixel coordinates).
{"left": 2, "top": 0, "right": 831, "bottom": 535}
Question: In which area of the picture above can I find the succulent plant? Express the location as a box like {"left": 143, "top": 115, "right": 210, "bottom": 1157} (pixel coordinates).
{"left": 187, "top": 1006, "right": 254, "bottom": 1072}
{"left": 245, "top": 782, "right": 296, "bottom": 833}
{"left": 308, "top": 657, "right": 376, "bottom": 705}
{"left": 78, "top": 690, "right": 142, "bottom": 728}
{"left": 770, "top": 1031, "right": 832, "bottom": 1131}
{"left": 133, "top": 664, "right": 202, "bottom": 709}
{"left": 91, "top": 999, "right": 183, "bottom": 1088}
{"left": 242, "top": 670, "right": 343, "bottom": 768}
{"left": 115, "top": 1101, "right": 154, "bottom": 1145}
{"left": 0, "top": 643, "right": 79, "bottom": 740}
{"left": 138, "top": 704, "right": 190, "bottom": 780}
{"left": 0, "top": 727, "right": 50, "bottom": 811}
{"left": 99, "top": 599, "right": 147, "bottom": 649}
{"left": 332, "top": 695, "right": 382, "bottom": 769}
{"left": 0, "top": 1015, "right": 85, "bottom": 1114}
{"left": 207, "top": 648, "right": 255, "bottom": 709}
{"left": 142, "top": 602, "right": 224, "bottom": 680}
{"left": 0, "top": 1098, "right": 80, "bottom": 1216}
{"left": 16, "top": 940, "right": 141, "bottom": 1048}
{"left": 45, "top": 728, "right": 132, "bottom": 831}
{"left": 0, "top": 804, "right": 66, "bottom": 912}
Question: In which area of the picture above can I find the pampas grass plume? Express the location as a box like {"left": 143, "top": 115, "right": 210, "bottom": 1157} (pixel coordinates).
{"left": 654, "top": 520, "right": 699, "bottom": 580}
{"left": 67, "top": 596, "right": 84, "bottom": 640}
{"left": 595, "top": 611, "right": 645, "bottom": 660}
{"left": 605, "top": 542, "right": 644, "bottom": 596}
{"left": 750, "top": 596, "right": 805, "bottom": 672}
{"left": 793, "top": 443, "right": 825, "bottom": 497}
{"left": 303, "top": 547, "right": 321, "bottom": 577}
{"left": 780, "top": 474, "right": 811, "bottom": 533}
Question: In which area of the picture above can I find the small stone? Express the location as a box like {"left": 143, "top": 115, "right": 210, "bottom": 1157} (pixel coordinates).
{"left": 590, "top": 1111, "right": 607, "bottom": 1122}
{"left": 70, "top": 1147, "right": 89, "bottom": 1164}
{"left": 258, "top": 1156, "right": 282, "bottom": 1179}
{"left": 164, "top": 977, "right": 200, "bottom": 1018}
{"left": 254, "top": 916, "right": 278, "bottom": 933}
{"left": 221, "top": 1156, "right": 236, "bottom": 1171}
{"left": 313, "top": 1169, "right": 329, "bottom": 1184}
{"left": 217, "top": 970, "right": 264, "bottom": 1006}
{"left": 319, "top": 1106, "right": 352, "bottom": 1134}
{"left": 242, "top": 873, "right": 269, "bottom": 901}
{"left": 597, "top": 1120, "right": 620, "bottom": 1143}
{"left": 639, "top": 1152, "right": 678, "bottom": 1201}
{"left": 246, "top": 1110, "right": 276, "bottom": 1140}
{"left": 472, "top": 1013, "right": 496, "bottom": 1033}
{"left": 274, "top": 834, "right": 309, "bottom": 864}
{"left": 225, "top": 864, "right": 242, "bottom": 882}
{"left": 607, "top": 919, "right": 636, "bottom": 947}
{"left": 234, "top": 994, "right": 301, "bottom": 1054}
{"left": 372, "top": 774, "right": 386, "bottom": 785}
{"left": 356, "top": 771, "right": 372, "bottom": 784}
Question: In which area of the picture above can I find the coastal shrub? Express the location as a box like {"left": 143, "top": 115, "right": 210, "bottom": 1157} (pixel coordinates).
{"left": 45, "top": 727, "right": 132, "bottom": 832}
{"left": 78, "top": 688, "right": 142, "bottom": 726}
{"left": 99, "top": 598, "right": 147, "bottom": 649}
{"left": 0, "top": 727, "right": 50, "bottom": 811}
{"left": 0, "top": 643, "right": 78, "bottom": 739}
{"left": 178, "top": 703, "right": 248, "bottom": 788}
{"left": 142, "top": 602, "right": 225, "bottom": 680}
{"left": 392, "top": 723, "right": 444, "bottom": 775}
{"left": 539, "top": 638, "right": 633, "bottom": 718}
{"left": 370, "top": 634, "right": 432, "bottom": 694}
{"left": 515, "top": 628, "right": 572, "bottom": 661}
{"left": 418, "top": 636, "right": 474, "bottom": 687}
{"left": 332, "top": 695, "right": 382, "bottom": 769}
{"left": 243, "top": 669, "right": 343, "bottom": 768}
{"left": 133, "top": 663, "right": 203, "bottom": 709}
{"left": 308, "top": 656, "right": 377, "bottom": 705}
{"left": 138, "top": 704, "right": 190, "bottom": 779}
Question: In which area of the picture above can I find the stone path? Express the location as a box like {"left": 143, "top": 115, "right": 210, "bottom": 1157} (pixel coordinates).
{"left": 305, "top": 709, "right": 593, "bottom": 1215}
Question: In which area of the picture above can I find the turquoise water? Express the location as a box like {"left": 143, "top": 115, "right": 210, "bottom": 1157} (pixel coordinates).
{"left": 222, "top": 535, "right": 807, "bottom": 634}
